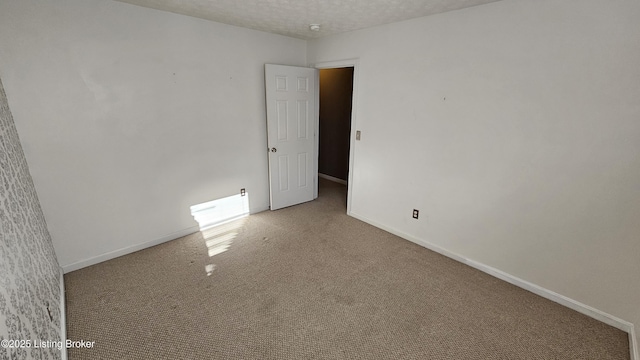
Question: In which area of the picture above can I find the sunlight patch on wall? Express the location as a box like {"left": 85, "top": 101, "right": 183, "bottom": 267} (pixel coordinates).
{"left": 190, "top": 193, "right": 250, "bottom": 231}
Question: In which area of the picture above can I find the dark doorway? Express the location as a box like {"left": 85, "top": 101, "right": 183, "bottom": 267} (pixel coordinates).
{"left": 318, "top": 67, "right": 354, "bottom": 205}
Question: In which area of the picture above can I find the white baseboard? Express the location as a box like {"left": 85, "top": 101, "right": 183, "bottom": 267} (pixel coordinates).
{"left": 61, "top": 205, "right": 271, "bottom": 273}
{"left": 349, "top": 211, "right": 638, "bottom": 360}
{"left": 59, "top": 266, "right": 67, "bottom": 360}
{"left": 318, "top": 173, "right": 347, "bottom": 185}
{"left": 251, "top": 205, "right": 270, "bottom": 214}
{"left": 61, "top": 226, "right": 200, "bottom": 273}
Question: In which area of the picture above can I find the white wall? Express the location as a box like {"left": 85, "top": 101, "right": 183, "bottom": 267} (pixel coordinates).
{"left": 0, "top": 0, "right": 306, "bottom": 270}
{"left": 309, "top": 0, "right": 640, "bottom": 351}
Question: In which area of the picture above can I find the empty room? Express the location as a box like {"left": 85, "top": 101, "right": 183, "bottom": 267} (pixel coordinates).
{"left": 1, "top": 0, "right": 639, "bottom": 359}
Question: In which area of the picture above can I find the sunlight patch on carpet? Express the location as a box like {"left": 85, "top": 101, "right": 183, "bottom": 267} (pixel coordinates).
{"left": 190, "top": 193, "right": 250, "bottom": 274}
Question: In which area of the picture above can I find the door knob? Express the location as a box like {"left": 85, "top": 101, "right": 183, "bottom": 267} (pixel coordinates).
{"left": 270, "top": 148, "right": 277, "bottom": 153}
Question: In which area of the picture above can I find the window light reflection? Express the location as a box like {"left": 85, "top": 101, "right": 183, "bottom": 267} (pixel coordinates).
{"left": 190, "top": 192, "right": 250, "bottom": 275}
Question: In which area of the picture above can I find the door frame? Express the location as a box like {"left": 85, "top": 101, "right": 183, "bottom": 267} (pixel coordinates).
{"left": 312, "top": 59, "right": 359, "bottom": 215}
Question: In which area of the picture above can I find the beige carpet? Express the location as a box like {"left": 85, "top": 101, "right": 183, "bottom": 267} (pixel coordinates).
{"left": 65, "top": 179, "right": 629, "bottom": 359}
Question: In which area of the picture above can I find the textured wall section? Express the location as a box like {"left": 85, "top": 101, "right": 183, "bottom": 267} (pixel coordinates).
{"left": 0, "top": 77, "right": 61, "bottom": 359}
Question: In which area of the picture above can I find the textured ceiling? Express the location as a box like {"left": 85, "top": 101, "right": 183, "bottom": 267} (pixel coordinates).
{"left": 114, "top": 0, "right": 503, "bottom": 40}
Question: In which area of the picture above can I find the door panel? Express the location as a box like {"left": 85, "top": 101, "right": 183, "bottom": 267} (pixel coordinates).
{"left": 297, "top": 100, "right": 309, "bottom": 139}
{"left": 298, "top": 153, "right": 308, "bottom": 187}
{"left": 265, "top": 64, "right": 318, "bottom": 210}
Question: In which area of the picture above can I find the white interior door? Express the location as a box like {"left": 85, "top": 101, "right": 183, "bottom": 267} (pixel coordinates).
{"left": 265, "top": 64, "right": 318, "bottom": 210}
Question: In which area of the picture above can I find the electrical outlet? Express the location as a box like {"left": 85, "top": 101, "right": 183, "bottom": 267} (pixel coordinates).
{"left": 240, "top": 188, "right": 246, "bottom": 196}
{"left": 413, "top": 209, "right": 419, "bottom": 219}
